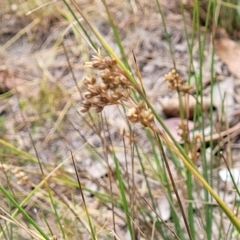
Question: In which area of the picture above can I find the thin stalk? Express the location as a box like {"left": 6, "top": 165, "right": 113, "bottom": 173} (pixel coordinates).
{"left": 135, "top": 145, "right": 155, "bottom": 208}
{"left": 155, "top": 0, "right": 176, "bottom": 69}
{"left": 156, "top": 134, "right": 192, "bottom": 240}
{"left": 41, "top": 212, "right": 54, "bottom": 237}
{"left": 130, "top": 135, "right": 136, "bottom": 236}
{"left": 0, "top": 139, "right": 38, "bottom": 163}
{"left": 0, "top": 222, "right": 8, "bottom": 240}
{"left": 101, "top": 114, "right": 117, "bottom": 240}
{"left": 28, "top": 132, "right": 66, "bottom": 239}
{"left": 221, "top": 152, "right": 240, "bottom": 201}
{"left": 0, "top": 186, "right": 50, "bottom": 240}
{"left": 151, "top": 129, "right": 183, "bottom": 238}
{"left": 62, "top": 0, "right": 96, "bottom": 51}
{"left": 179, "top": 0, "right": 196, "bottom": 81}
{"left": 146, "top": 129, "right": 164, "bottom": 182}
{"left": 141, "top": 197, "right": 181, "bottom": 240}
{"left": 209, "top": 0, "right": 217, "bottom": 237}
{"left": 135, "top": 141, "right": 168, "bottom": 238}
{"left": 186, "top": 169, "right": 195, "bottom": 239}
{"left": 194, "top": 0, "right": 213, "bottom": 238}
{"left": 101, "top": 0, "right": 131, "bottom": 71}
{"left": 71, "top": 152, "right": 97, "bottom": 240}
{"left": 112, "top": 153, "right": 135, "bottom": 240}
{"left": 158, "top": 147, "right": 184, "bottom": 239}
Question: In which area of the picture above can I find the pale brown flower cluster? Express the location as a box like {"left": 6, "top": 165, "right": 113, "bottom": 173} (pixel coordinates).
{"left": 81, "top": 53, "right": 154, "bottom": 127}
{"left": 189, "top": 133, "right": 202, "bottom": 164}
{"left": 164, "top": 69, "right": 192, "bottom": 93}
{"left": 126, "top": 100, "right": 154, "bottom": 127}
{"left": 177, "top": 121, "right": 190, "bottom": 142}
{"left": 81, "top": 54, "right": 131, "bottom": 113}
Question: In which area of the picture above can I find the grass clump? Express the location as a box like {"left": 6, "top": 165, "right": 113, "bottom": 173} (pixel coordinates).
{"left": 1, "top": 0, "right": 240, "bottom": 239}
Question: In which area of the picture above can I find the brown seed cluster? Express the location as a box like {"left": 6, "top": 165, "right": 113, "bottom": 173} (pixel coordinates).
{"left": 164, "top": 69, "right": 192, "bottom": 93}
{"left": 177, "top": 121, "right": 189, "bottom": 142}
{"left": 81, "top": 54, "right": 131, "bottom": 113}
{"left": 81, "top": 53, "right": 154, "bottom": 127}
{"left": 189, "top": 133, "right": 202, "bottom": 164}
{"left": 126, "top": 100, "right": 154, "bottom": 127}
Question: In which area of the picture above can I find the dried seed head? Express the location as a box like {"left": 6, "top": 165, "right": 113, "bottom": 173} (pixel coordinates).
{"left": 164, "top": 69, "right": 191, "bottom": 93}
{"left": 91, "top": 55, "right": 117, "bottom": 70}
{"left": 101, "top": 69, "right": 112, "bottom": 83}
{"left": 126, "top": 107, "right": 137, "bottom": 116}
{"left": 100, "top": 82, "right": 108, "bottom": 90}
{"left": 82, "top": 52, "right": 155, "bottom": 129}
{"left": 111, "top": 94, "right": 121, "bottom": 101}
{"left": 84, "top": 76, "right": 96, "bottom": 85}
{"left": 87, "top": 85, "right": 98, "bottom": 94}
{"left": 126, "top": 107, "right": 138, "bottom": 123}
{"left": 177, "top": 121, "right": 189, "bottom": 142}
{"left": 81, "top": 52, "right": 133, "bottom": 113}
{"left": 119, "top": 75, "right": 128, "bottom": 84}
{"left": 127, "top": 115, "right": 139, "bottom": 123}
{"left": 112, "top": 76, "right": 121, "bottom": 86}
{"left": 140, "top": 109, "right": 154, "bottom": 126}
{"left": 138, "top": 100, "right": 145, "bottom": 109}
{"left": 141, "top": 109, "right": 153, "bottom": 120}
{"left": 104, "top": 56, "right": 117, "bottom": 68}
{"left": 122, "top": 88, "right": 131, "bottom": 99}
{"left": 80, "top": 100, "right": 91, "bottom": 112}
{"left": 82, "top": 100, "right": 91, "bottom": 107}
{"left": 84, "top": 92, "right": 93, "bottom": 99}
{"left": 126, "top": 101, "right": 154, "bottom": 127}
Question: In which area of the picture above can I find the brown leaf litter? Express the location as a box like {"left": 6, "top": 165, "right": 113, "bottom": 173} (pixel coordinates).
{"left": 215, "top": 34, "right": 240, "bottom": 79}
{"left": 161, "top": 94, "right": 211, "bottom": 119}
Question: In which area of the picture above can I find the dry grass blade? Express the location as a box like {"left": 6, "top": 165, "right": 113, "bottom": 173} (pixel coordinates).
{"left": 70, "top": 151, "right": 97, "bottom": 240}
{"left": 132, "top": 51, "right": 147, "bottom": 97}
{"left": 100, "top": 113, "right": 117, "bottom": 240}
{"left": 156, "top": 134, "right": 193, "bottom": 240}
{"left": 141, "top": 197, "right": 181, "bottom": 240}
{"left": 0, "top": 209, "right": 41, "bottom": 240}
{"left": 26, "top": 0, "right": 58, "bottom": 15}
{"left": 42, "top": 99, "right": 72, "bottom": 146}
{"left": 0, "top": 18, "right": 40, "bottom": 52}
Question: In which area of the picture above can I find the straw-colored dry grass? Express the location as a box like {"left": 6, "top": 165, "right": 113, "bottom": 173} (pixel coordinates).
{"left": 1, "top": 0, "right": 240, "bottom": 239}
